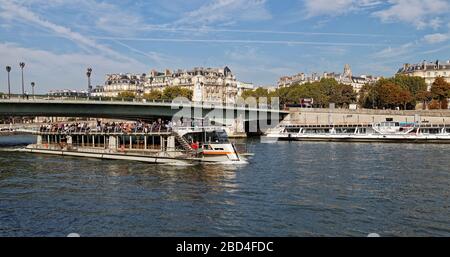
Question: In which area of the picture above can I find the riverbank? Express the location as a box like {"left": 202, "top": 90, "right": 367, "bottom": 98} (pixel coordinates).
{"left": 284, "top": 108, "right": 450, "bottom": 125}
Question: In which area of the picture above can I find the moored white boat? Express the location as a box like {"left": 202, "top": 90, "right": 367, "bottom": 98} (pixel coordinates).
{"left": 263, "top": 121, "right": 450, "bottom": 143}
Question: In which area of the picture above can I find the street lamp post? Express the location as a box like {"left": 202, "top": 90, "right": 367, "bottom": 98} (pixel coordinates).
{"left": 19, "top": 62, "right": 25, "bottom": 98}
{"left": 31, "top": 82, "right": 35, "bottom": 99}
{"left": 86, "top": 68, "right": 92, "bottom": 97}
{"left": 5, "top": 66, "right": 11, "bottom": 98}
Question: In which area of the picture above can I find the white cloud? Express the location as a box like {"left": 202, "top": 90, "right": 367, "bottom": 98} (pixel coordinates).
{"left": 303, "top": 0, "right": 382, "bottom": 18}
{"left": 373, "top": 42, "right": 415, "bottom": 59}
{"left": 423, "top": 33, "right": 450, "bottom": 44}
{"left": 93, "top": 36, "right": 386, "bottom": 47}
{"left": 372, "top": 0, "right": 450, "bottom": 29}
{"left": 0, "top": 0, "right": 135, "bottom": 62}
{"left": 173, "top": 0, "right": 271, "bottom": 26}
{"left": 17, "top": 0, "right": 144, "bottom": 35}
{"left": 303, "top": 0, "right": 450, "bottom": 30}
{"left": 0, "top": 42, "right": 146, "bottom": 93}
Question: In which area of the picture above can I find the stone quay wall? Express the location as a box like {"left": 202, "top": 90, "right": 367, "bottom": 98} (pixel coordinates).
{"left": 283, "top": 108, "right": 450, "bottom": 125}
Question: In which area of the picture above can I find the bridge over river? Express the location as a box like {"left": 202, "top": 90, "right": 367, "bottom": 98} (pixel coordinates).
{"left": 0, "top": 97, "right": 289, "bottom": 134}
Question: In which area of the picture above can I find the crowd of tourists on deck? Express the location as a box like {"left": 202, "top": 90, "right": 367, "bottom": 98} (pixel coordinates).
{"left": 39, "top": 118, "right": 176, "bottom": 134}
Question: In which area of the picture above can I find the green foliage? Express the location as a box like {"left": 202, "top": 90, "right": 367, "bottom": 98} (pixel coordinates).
{"left": 143, "top": 90, "right": 163, "bottom": 100}
{"left": 428, "top": 99, "right": 441, "bottom": 110}
{"left": 375, "top": 82, "right": 412, "bottom": 110}
{"left": 117, "top": 91, "right": 135, "bottom": 99}
{"left": 389, "top": 75, "right": 427, "bottom": 98}
{"left": 242, "top": 78, "right": 357, "bottom": 108}
{"left": 359, "top": 76, "right": 431, "bottom": 110}
{"left": 430, "top": 77, "right": 450, "bottom": 109}
{"left": 162, "top": 86, "right": 193, "bottom": 100}
{"left": 241, "top": 87, "right": 270, "bottom": 101}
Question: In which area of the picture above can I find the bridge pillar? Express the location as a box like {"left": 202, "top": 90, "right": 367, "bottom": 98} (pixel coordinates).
{"left": 227, "top": 115, "right": 246, "bottom": 137}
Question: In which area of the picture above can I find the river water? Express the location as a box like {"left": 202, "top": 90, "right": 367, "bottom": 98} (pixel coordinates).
{"left": 0, "top": 135, "right": 449, "bottom": 236}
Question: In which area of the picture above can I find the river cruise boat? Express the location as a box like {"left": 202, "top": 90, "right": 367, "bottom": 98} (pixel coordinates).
{"left": 19, "top": 122, "right": 248, "bottom": 165}
{"left": 263, "top": 121, "right": 450, "bottom": 143}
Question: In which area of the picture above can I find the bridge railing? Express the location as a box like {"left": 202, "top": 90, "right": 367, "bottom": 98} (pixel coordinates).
{"left": 0, "top": 95, "right": 282, "bottom": 110}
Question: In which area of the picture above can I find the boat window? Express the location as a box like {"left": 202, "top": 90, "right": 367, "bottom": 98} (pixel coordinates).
{"left": 184, "top": 130, "right": 229, "bottom": 144}
{"left": 206, "top": 130, "right": 229, "bottom": 143}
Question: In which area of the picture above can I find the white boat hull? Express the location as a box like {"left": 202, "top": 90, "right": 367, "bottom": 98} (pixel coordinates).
{"left": 264, "top": 133, "right": 450, "bottom": 143}
{"left": 17, "top": 147, "right": 247, "bottom": 165}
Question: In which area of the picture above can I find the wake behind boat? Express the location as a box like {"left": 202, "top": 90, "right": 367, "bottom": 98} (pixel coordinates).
{"left": 264, "top": 120, "right": 450, "bottom": 143}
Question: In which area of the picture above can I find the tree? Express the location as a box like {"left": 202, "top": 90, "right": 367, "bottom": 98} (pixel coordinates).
{"left": 117, "top": 91, "right": 135, "bottom": 99}
{"left": 270, "top": 86, "right": 290, "bottom": 105}
{"left": 416, "top": 90, "right": 432, "bottom": 110}
{"left": 267, "top": 78, "right": 358, "bottom": 108}
{"left": 329, "top": 83, "right": 357, "bottom": 107}
{"left": 358, "top": 83, "right": 376, "bottom": 108}
{"left": 429, "top": 99, "right": 441, "bottom": 110}
{"left": 162, "top": 86, "right": 193, "bottom": 100}
{"left": 398, "top": 89, "right": 413, "bottom": 110}
{"left": 143, "top": 90, "right": 163, "bottom": 101}
{"left": 430, "top": 77, "right": 450, "bottom": 109}
{"left": 360, "top": 77, "right": 424, "bottom": 110}
{"left": 374, "top": 82, "right": 412, "bottom": 109}
{"left": 391, "top": 75, "right": 427, "bottom": 99}
{"left": 241, "top": 87, "right": 269, "bottom": 102}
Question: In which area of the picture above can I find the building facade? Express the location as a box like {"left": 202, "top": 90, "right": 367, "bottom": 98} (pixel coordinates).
{"left": 99, "top": 73, "right": 146, "bottom": 98}
{"left": 48, "top": 89, "right": 88, "bottom": 97}
{"left": 95, "top": 67, "right": 238, "bottom": 104}
{"left": 236, "top": 81, "right": 254, "bottom": 96}
{"left": 396, "top": 60, "right": 450, "bottom": 89}
{"left": 277, "top": 64, "right": 379, "bottom": 93}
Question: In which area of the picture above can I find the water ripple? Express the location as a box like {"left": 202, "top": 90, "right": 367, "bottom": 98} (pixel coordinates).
{"left": 0, "top": 136, "right": 449, "bottom": 236}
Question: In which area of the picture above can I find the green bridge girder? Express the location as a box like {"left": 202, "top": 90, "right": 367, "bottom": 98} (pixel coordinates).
{"left": 0, "top": 99, "right": 288, "bottom": 124}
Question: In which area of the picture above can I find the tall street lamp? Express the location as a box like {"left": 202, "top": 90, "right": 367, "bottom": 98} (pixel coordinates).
{"left": 31, "top": 82, "right": 35, "bottom": 99}
{"left": 5, "top": 66, "right": 11, "bottom": 99}
{"left": 19, "top": 62, "right": 25, "bottom": 98}
{"left": 86, "top": 67, "right": 92, "bottom": 96}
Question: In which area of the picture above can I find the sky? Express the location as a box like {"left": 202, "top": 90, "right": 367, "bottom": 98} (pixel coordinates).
{"left": 1, "top": 0, "right": 450, "bottom": 93}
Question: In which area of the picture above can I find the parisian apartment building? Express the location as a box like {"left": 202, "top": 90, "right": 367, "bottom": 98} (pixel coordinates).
{"left": 396, "top": 60, "right": 450, "bottom": 89}
{"left": 277, "top": 64, "right": 380, "bottom": 94}
{"left": 91, "top": 66, "right": 254, "bottom": 104}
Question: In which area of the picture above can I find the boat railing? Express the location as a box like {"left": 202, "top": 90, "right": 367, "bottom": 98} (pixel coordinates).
{"left": 172, "top": 125, "right": 224, "bottom": 133}
{"left": 37, "top": 125, "right": 173, "bottom": 135}
{"left": 233, "top": 143, "right": 249, "bottom": 154}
